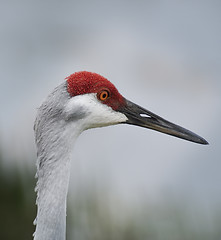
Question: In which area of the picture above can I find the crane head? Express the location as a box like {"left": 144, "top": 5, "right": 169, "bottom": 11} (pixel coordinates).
{"left": 65, "top": 71, "right": 208, "bottom": 144}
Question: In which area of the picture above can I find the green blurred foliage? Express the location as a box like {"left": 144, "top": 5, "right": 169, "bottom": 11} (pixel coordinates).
{"left": 0, "top": 148, "right": 220, "bottom": 240}
{"left": 0, "top": 152, "right": 36, "bottom": 239}
{"left": 68, "top": 190, "right": 221, "bottom": 240}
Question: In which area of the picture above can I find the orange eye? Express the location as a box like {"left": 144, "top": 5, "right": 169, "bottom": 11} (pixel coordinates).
{"left": 98, "top": 89, "right": 110, "bottom": 101}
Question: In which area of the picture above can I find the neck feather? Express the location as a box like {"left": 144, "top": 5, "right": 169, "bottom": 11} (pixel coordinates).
{"left": 33, "top": 83, "right": 82, "bottom": 240}
{"left": 34, "top": 126, "right": 80, "bottom": 240}
{"left": 34, "top": 152, "right": 71, "bottom": 240}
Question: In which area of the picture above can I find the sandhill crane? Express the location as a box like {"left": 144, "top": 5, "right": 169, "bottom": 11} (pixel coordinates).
{"left": 33, "top": 71, "right": 208, "bottom": 240}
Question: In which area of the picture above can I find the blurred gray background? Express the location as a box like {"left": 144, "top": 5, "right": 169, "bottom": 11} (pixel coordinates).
{"left": 0, "top": 0, "right": 220, "bottom": 239}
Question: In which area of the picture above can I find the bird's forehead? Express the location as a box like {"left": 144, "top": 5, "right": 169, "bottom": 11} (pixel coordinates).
{"left": 66, "top": 71, "right": 118, "bottom": 97}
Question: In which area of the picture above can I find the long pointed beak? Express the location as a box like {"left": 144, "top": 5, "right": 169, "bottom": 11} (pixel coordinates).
{"left": 119, "top": 99, "right": 208, "bottom": 145}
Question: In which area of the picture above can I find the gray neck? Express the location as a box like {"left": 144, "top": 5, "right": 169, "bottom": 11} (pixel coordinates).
{"left": 33, "top": 83, "right": 81, "bottom": 240}
{"left": 34, "top": 148, "right": 71, "bottom": 240}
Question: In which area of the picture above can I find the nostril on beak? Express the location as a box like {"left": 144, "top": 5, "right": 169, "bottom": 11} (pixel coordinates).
{"left": 140, "top": 113, "right": 151, "bottom": 118}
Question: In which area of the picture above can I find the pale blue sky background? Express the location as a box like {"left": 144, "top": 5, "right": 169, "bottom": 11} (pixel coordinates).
{"left": 0, "top": 0, "right": 220, "bottom": 223}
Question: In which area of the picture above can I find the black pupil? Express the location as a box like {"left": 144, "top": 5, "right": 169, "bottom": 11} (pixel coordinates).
{"left": 102, "top": 93, "right": 107, "bottom": 98}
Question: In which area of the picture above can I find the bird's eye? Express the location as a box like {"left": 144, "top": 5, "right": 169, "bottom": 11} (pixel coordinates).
{"left": 98, "top": 89, "right": 110, "bottom": 101}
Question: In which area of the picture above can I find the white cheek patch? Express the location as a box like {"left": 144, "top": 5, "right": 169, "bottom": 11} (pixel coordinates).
{"left": 63, "top": 95, "right": 91, "bottom": 121}
{"left": 63, "top": 93, "right": 127, "bottom": 129}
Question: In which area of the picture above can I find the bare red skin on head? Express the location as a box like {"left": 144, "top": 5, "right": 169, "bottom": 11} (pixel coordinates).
{"left": 66, "top": 71, "right": 126, "bottom": 111}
